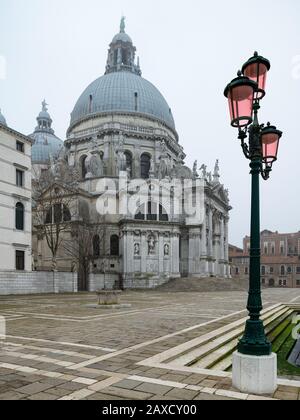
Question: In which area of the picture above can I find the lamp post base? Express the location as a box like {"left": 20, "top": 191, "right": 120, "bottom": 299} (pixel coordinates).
{"left": 232, "top": 351, "right": 277, "bottom": 395}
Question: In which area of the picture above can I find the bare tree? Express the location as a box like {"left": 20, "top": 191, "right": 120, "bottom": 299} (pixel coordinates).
{"left": 33, "top": 167, "right": 78, "bottom": 270}
{"left": 64, "top": 220, "right": 105, "bottom": 270}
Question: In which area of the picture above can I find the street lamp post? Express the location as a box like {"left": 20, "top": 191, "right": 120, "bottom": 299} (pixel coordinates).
{"left": 224, "top": 52, "right": 283, "bottom": 394}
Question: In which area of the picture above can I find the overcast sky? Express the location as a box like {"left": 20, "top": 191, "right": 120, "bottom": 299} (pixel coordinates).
{"left": 1, "top": 0, "right": 299, "bottom": 246}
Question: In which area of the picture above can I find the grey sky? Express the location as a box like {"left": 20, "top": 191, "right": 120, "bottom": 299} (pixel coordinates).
{"left": 0, "top": 0, "right": 299, "bottom": 247}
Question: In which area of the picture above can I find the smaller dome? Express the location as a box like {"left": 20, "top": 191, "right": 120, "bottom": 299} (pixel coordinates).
{"left": 0, "top": 108, "right": 7, "bottom": 126}
{"left": 38, "top": 110, "right": 52, "bottom": 120}
{"left": 112, "top": 32, "right": 132, "bottom": 44}
{"left": 30, "top": 132, "right": 63, "bottom": 163}
{"left": 30, "top": 100, "right": 64, "bottom": 164}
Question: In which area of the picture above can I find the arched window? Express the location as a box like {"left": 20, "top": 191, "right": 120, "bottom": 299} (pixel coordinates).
{"left": 63, "top": 205, "right": 71, "bottom": 222}
{"left": 15, "top": 203, "right": 24, "bottom": 231}
{"left": 261, "top": 266, "right": 266, "bottom": 276}
{"left": 269, "top": 279, "right": 275, "bottom": 287}
{"left": 135, "top": 202, "right": 169, "bottom": 222}
{"left": 110, "top": 235, "right": 119, "bottom": 256}
{"left": 45, "top": 207, "right": 52, "bottom": 224}
{"left": 141, "top": 154, "right": 151, "bottom": 179}
{"left": 159, "top": 204, "right": 169, "bottom": 222}
{"left": 281, "top": 265, "right": 285, "bottom": 276}
{"left": 45, "top": 205, "right": 71, "bottom": 224}
{"left": 124, "top": 151, "right": 133, "bottom": 177}
{"left": 135, "top": 204, "right": 145, "bottom": 220}
{"left": 54, "top": 204, "right": 62, "bottom": 223}
{"left": 93, "top": 235, "right": 100, "bottom": 258}
{"left": 89, "top": 95, "right": 93, "bottom": 113}
{"left": 147, "top": 201, "right": 157, "bottom": 221}
{"left": 81, "top": 155, "right": 87, "bottom": 179}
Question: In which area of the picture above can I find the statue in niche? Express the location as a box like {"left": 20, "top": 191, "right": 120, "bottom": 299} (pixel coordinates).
{"left": 134, "top": 243, "right": 140, "bottom": 256}
{"left": 164, "top": 244, "right": 170, "bottom": 257}
{"left": 148, "top": 235, "right": 156, "bottom": 255}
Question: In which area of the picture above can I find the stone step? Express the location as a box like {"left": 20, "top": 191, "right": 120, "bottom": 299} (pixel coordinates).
{"left": 167, "top": 304, "right": 285, "bottom": 367}
{"left": 210, "top": 309, "right": 294, "bottom": 372}
{"left": 191, "top": 307, "right": 292, "bottom": 369}
{"left": 165, "top": 303, "right": 283, "bottom": 365}
{"left": 157, "top": 277, "right": 250, "bottom": 292}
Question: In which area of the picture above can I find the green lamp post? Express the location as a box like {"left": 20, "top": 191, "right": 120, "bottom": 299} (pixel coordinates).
{"left": 224, "top": 52, "right": 283, "bottom": 357}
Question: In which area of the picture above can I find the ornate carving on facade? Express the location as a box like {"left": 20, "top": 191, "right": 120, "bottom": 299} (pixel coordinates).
{"left": 164, "top": 244, "right": 170, "bottom": 256}
{"left": 148, "top": 234, "right": 156, "bottom": 255}
{"left": 134, "top": 243, "right": 140, "bottom": 256}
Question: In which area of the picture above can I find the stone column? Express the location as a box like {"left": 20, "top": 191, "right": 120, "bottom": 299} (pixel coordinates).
{"left": 158, "top": 233, "right": 164, "bottom": 275}
{"left": 209, "top": 208, "right": 214, "bottom": 257}
{"left": 208, "top": 206, "right": 214, "bottom": 275}
{"left": 224, "top": 217, "right": 230, "bottom": 277}
{"left": 141, "top": 232, "right": 147, "bottom": 273}
{"left": 171, "top": 233, "right": 180, "bottom": 276}
{"left": 122, "top": 230, "right": 134, "bottom": 287}
{"left": 187, "top": 228, "right": 202, "bottom": 276}
{"left": 219, "top": 215, "right": 225, "bottom": 277}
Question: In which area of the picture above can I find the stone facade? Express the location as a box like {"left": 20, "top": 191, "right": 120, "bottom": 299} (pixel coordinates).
{"left": 31, "top": 20, "right": 232, "bottom": 291}
{"left": 0, "top": 123, "right": 32, "bottom": 272}
{"left": 229, "top": 230, "right": 300, "bottom": 288}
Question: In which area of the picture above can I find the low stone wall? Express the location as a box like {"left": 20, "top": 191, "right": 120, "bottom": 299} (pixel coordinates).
{"left": 0, "top": 271, "right": 78, "bottom": 296}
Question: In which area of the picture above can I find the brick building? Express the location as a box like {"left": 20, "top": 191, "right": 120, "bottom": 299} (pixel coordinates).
{"left": 229, "top": 230, "right": 300, "bottom": 288}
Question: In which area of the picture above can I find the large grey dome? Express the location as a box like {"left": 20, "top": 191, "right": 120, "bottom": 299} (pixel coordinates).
{"left": 70, "top": 72, "right": 175, "bottom": 132}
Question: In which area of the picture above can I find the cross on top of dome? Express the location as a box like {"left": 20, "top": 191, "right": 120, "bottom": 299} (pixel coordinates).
{"left": 42, "top": 99, "right": 48, "bottom": 112}
{"left": 120, "top": 16, "right": 126, "bottom": 33}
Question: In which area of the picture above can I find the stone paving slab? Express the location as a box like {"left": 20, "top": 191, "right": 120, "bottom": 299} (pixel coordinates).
{"left": 0, "top": 289, "right": 299, "bottom": 400}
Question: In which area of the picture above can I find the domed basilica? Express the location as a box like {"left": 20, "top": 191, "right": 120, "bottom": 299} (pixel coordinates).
{"left": 32, "top": 19, "right": 231, "bottom": 290}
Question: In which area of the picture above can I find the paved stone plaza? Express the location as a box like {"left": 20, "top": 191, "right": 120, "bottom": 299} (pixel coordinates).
{"left": 0, "top": 288, "right": 300, "bottom": 400}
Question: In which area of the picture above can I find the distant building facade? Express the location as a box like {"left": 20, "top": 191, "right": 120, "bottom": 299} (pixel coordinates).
{"left": 229, "top": 230, "right": 300, "bottom": 288}
{"left": 0, "top": 117, "right": 33, "bottom": 271}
